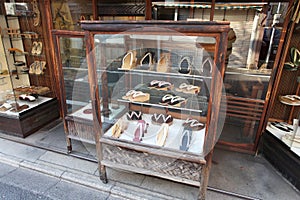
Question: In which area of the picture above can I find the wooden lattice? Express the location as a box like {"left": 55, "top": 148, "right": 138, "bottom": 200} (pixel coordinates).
{"left": 270, "top": 28, "right": 300, "bottom": 121}
{"left": 102, "top": 143, "right": 203, "bottom": 182}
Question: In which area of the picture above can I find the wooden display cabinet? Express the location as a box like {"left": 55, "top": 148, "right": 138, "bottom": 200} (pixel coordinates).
{"left": 0, "top": 1, "right": 59, "bottom": 137}
{"left": 81, "top": 20, "right": 229, "bottom": 199}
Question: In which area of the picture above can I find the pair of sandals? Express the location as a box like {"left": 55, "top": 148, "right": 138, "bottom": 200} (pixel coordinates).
{"left": 140, "top": 52, "right": 171, "bottom": 72}
{"left": 122, "top": 90, "right": 150, "bottom": 102}
{"left": 178, "top": 56, "right": 213, "bottom": 74}
{"left": 148, "top": 80, "right": 173, "bottom": 91}
{"left": 0, "top": 103, "right": 13, "bottom": 112}
{"left": 279, "top": 95, "right": 300, "bottom": 106}
{"left": 180, "top": 118, "right": 205, "bottom": 151}
{"left": 132, "top": 120, "right": 169, "bottom": 147}
{"left": 133, "top": 120, "right": 149, "bottom": 142}
{"left": 29, "top": 61, "right": 46, "bottom": 75}
{"left": 284, "top": 47, "right": 300, "bottom": 71}
{"left": 111, "top": 118, "right": 128, "bottom": 139}
{"left": 151, "top": 113, "right": 173, "bottom": 125}
{"left": 121, "top": 51, "right": 171, "bottom": 72}
{"left": 32, "top": 41, "right": 43, "bottom": 55}
{"left": 160, "top": 94, "right": 187, "bottom": 107}
{"left": 19, "top": 94, "right": 38, "bottom": 102}
{"left": 269, "top": 121, "right": 293, "bottom": 133}
{"left": 121, "top": 50, "right": 137, "bottom": 70}
{"left": 126, "top": 111, "right": 143, "bottom": 120}
{"left": 176, "top": 83, "right": 200, "bottom": 94}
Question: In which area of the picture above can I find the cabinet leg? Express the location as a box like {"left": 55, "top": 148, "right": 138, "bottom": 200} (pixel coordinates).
{"left": 67, "top": 145, "right": 72, "bottom": 153}
{"left": 99, "top": 164, "right": 108, "bottom": 184}
{"left": 66, "top": 138, "right": 72, "bottom": 153}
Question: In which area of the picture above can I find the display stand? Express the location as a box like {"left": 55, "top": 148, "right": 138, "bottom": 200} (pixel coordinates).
{"left": 81, "top": 20, "right": 229, "bottom": 199}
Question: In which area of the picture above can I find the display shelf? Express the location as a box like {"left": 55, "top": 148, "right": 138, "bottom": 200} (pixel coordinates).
{"left": 117, "top": 99, "right": 207, "bottom": 114}
{"left": 116, "top": 68, "right": 213, "bottom": 80}
{"left": 104, "top": 113, "right": 205, "bottom": 154}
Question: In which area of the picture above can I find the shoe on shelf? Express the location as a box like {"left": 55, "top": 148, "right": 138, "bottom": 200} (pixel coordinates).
{"left": 19, "top": 94, "right": 36, "bottom": 102}
{"left": 121, "top": 50, "right": 137, "bottom": 70}
{"left": 133, "top": 120, "right": 149, "bottom": 142}
{"left": 201, "top": 57, "right": 213, "bottom": 74}
{"left": 35, "top": 61, "right": 46, "bottom": 75}
{"left": 29, "top": 61, "right": 37, "bottom": 74}
{"left": 111, "top": 119, "right": 128, "bottom": 139}
{"left": 140, "top": 52, "right": 154, "bottom": 70}
{"left": 180, "top": 127, "right": 192, "bottom": 151}
{"left": 178, "top": 56, "right": 191, "bottom": 74}
{"left": 35, "top": 41, "right": 43, "bottom": 55}
{"left": 31, "top": 41, "right": 38, "bottom": 55}
{"left": 156, "top": 123, "right": 169, "bottom": 147}
{"left": 279, "top": 95, "right": 300, "bottom": 106}
{"left": 157, "top": 53, "right": 170, "bottom": 73}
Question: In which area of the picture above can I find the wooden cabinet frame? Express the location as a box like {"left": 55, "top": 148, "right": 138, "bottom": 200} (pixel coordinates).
{"left": 81, "top": 20, "right": 229, "bottom": 199}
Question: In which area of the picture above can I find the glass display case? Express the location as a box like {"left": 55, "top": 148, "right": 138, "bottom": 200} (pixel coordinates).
{"left": 0, "top": 2, "right": 59, "bottom": 138}
{"left": 81, "top": 20, "right": 229, "bottom": 199}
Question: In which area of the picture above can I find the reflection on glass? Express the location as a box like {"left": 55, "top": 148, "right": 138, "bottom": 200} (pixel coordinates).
{"left": 51, "top": 0, "right": 93, "bottom": 31}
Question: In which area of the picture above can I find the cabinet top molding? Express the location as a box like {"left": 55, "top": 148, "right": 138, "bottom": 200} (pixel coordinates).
{"left": 81, "top": 20, "right": 231, "bottom": 33}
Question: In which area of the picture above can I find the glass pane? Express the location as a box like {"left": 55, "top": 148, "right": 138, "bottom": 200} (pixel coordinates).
{"left": 59, "top": 37, "right": 90, "bottom": 114}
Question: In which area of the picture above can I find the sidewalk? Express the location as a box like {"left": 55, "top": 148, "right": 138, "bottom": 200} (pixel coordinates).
{"left": 0, "top": 131, "right": 299, "bottom": 199}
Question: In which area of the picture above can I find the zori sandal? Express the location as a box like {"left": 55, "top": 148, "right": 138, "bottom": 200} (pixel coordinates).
{"left": 178, "top": 56, "right": 192, "bottom": 74}
{"left": 140, "top": 52, "right": 154, "bottom": 70}
{"left": 284, "top": 47, "right": 300, "bottom": 71}
{"left": 290, "top": 47, "right": 300, "bottom": 67}
{"left": 29, "top": 61, "right": 37, "bottom": 74}
{"left": 279, "top": 95, "right": 300, "bottom": 106}
{"left": 35, "top": 61, "right": 46, "bottom": 75}
{"left": 31, "top": 41, "right": 38, "bottom": 55}
{"left": 35, "top": 41, "right": 43, "bottom": 55}
{"left": 183, "top": 118, "right": 205, "bottom": 131}
{"left": 176, "top": 83, "right": 200, "bottom": 94}
{"left": 159, "top": 94, "right": 174, "bottom": 105}
{"left": 122, "top": 90, "right": 150, "bottom": 102}
{"left": 169, "top": 96, "right": 187, "bottom": 107}
{"left": 151, "top": 113, "right": 173, "bottom": 125}
{"left": 156, "top": 123, "right": 169, "bottom": 147}
{"left": 200, "top": 57, "right": 213, "bottom": 74}
{"left": 121, "top": 50, "right": 137, "bottom": 70}
{"left": 148, "top": 80, "right": 173, "bottom": 91}
{"left": 157, "top": 53, "right": 170, "bottom": 73}
{"left": 111, "top": 119, "right": 128, "bottom": 138}
{"left": 159, "top": 94, "right": 187, "bottom": 107}
{"left": 126, "top": 111, "right": 142, "bottom": 120}
{"left": 133, "top": 120, "right": 149, "bottom": 142}
{"left": 180, "top": 127, "right": 192, "bottom": 151}
{"left": 19, "top": 94, "right": 37, "bottom": 102}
